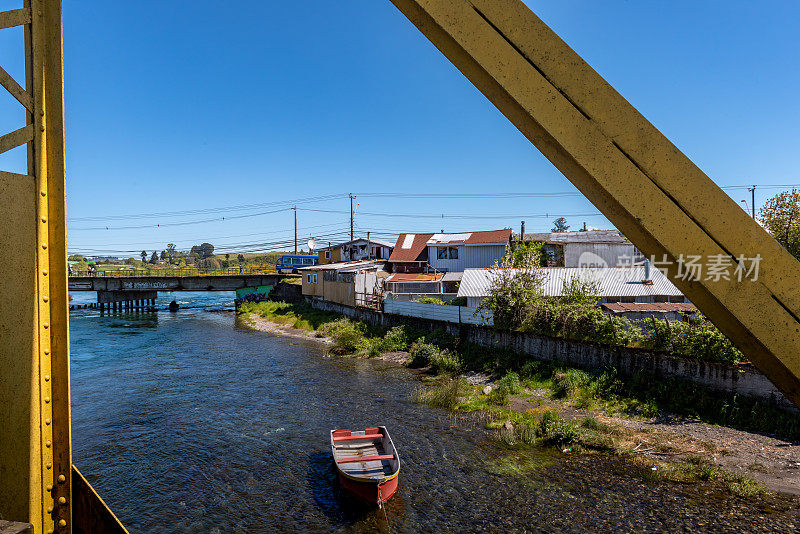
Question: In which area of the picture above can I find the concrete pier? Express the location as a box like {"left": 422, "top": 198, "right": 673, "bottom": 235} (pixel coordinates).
{"left": 97, "top": 290, "right": 158, "bottom": 311}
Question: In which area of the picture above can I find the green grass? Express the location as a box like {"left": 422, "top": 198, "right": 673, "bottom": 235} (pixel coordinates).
{"left": 237, "top": 300, "right": 338, "bottom": 331}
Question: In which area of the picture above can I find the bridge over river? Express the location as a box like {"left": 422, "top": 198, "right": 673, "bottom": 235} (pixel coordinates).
{"left": 69, "top": 272, "right": 294, "bottom": 310}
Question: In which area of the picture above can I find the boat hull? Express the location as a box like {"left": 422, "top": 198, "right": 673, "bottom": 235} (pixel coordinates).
{"left": 337, "top": 471, "right": 399, "bottom": 504}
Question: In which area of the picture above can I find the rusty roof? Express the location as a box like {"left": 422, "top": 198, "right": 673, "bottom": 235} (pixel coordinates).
{"left": 601, "top": 302, "right": 697, "bottom": 313}
{"left": 385, "top": 272, "right": 443, "bottom": 282}
{"left": 388, "top": 233, "right": 434, "bottom": 263}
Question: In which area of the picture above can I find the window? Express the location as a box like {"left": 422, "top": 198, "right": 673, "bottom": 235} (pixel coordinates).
{"left": 449, "top": 246, "right": 458, "bottom": 259}
{"left": 437, "top": 247, "right": 448, "bottom": 260}
{"left": 306, "top": 273, "right": 317, "bottom": 284}
{"left": 324, "top": 251, "right": 330, "bottom": 260}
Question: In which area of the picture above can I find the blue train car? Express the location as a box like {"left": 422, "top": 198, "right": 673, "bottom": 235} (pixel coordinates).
{"left": 276, "top": 254, "right": 318, "bottom": 274}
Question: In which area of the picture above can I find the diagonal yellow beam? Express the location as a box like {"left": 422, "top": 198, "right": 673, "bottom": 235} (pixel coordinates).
{"left": 389, "top": 0, "right": 800, "bottom": 407}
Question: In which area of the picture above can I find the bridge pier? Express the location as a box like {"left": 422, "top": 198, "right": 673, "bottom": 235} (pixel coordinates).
{"left": 97, "top": 290, "right": 158, "bottom": 312}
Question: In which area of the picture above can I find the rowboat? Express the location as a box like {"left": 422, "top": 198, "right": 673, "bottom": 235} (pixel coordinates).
{"left": 330, "top": 426, "right": 400, "bottom": 505}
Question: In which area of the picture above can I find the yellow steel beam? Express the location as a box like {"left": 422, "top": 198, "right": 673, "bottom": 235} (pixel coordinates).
{"left": 389, "top": 0, "right": 800, "bottom": 407}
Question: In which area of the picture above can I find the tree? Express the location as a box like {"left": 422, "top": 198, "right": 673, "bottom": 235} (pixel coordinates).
{"left": 149, "top": 251, "right": 159, "bottom": 264}
{"left": 166, "top": 243, "right": 177, "bottom": 263}
{"left": 479, "top": 243, "right": 545, "bottom": 330}
{"left": 160, "top": 250, "right": 167, "bottom": 260}
{"left": 760, "top": 188, "right": 800, "bottom": 259}
{"left": 237, "top": 254, "right": 245, "bottom": 264}
{"left": 551, "top": 217, "right": 570, "bottom": 233}
{"left": 141, "top": 250, "right": 147, "bottom": 262}
{"left": 124, "top": 257, "right": 137, "bottom": 265}
{"left": 505, "top": 241, "right": 544, "bottom": 268}
{"left": 68, "top": 254, "right": 85, "bottom": 262}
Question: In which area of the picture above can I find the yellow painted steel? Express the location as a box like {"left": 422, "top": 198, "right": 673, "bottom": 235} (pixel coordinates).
{"left": 389, "top": 0, "right": 800, "bottom": 407}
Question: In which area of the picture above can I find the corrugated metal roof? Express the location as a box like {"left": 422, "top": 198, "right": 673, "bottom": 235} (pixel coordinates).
{"left": 317, "top": 238, "right": 395, "bottom": 251}
{"left": 299, "top": 260, "right": 384, "bottom": 272}
{"left": 457, "top": 266, "right": 684, "bottom": 298}
{"left": 427, "top": 229, "right": 512, "bottom": 245}
{"left": 388, "top": 233, "right": 433, "bottom": 263}
{"left": 518, "top": 230, "right": 629, "bottom": 244}
{"left": 441, "top": 272, "right": 464, "bottom": 282}
{"left": 602, "top": 302, "right": 697, "bottom": 313}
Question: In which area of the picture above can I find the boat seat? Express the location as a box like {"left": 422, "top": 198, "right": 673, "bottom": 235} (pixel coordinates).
{"left": 336, "top": 454, "right": 394, "bottom": 464}
{"left": 332, "top": 433, "right": 382, "bottom": 442}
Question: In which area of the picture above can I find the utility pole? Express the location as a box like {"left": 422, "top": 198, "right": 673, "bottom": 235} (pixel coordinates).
{"left": 520, "top": 220, "right": 525, "bottom": 243}
{"left": 349, "top": 193, "right": 355, "bottom": 240}
{"left": 293, "top": 205, "right": 298, "bottom": 254}
{"left": 367, "top": 231, "right": 371, "bottom": 260}
{"left": 748, "top": 185, "right": 756, "bottom": 219}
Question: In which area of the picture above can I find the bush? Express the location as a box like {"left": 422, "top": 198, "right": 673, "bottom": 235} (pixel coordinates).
{"left": 430, "top": 348, "right": 462, "bottom": 375}
{"left": 319, "top": 318, "right": 370, "bottom": 355}
{"left": 450, "top": 296, "right": 468, "bottom": 306}
{"left": 552, "top": 368, "right": 592, "bottom": 399}
{"left": 416, "top": 379, "right": 467, "bottom": 410}
{"left": 412, "top": 297, "right": 447, "bottom": 305}
{"left": 408, "top": 342, "right": 438, "bottom": 367}
{"left": 538, "top": 411, "right": 579, "bottom": 447}
{"left": 374, "top": 325, "right": 411, "bottom": 353}
{"left": 490, "top": 371, "right": 524, "bottom": 405}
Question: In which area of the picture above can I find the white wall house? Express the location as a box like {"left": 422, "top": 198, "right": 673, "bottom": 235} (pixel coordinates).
{"left": 425, "top": 229, "right": 512, "bottom": 272}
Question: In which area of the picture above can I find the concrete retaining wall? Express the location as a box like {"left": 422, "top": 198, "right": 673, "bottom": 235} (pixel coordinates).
{"left": 309, "top": 298, "right": 792, "bottom": 408}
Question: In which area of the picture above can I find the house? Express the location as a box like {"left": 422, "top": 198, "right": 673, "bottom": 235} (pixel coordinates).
{"left": 387, "top": 229, "right": 512, "bottom": 273}
{"left": 516, "top": 230, "right": 643, "bottom": 267}
{"left": 457, "top": 265, "right": 688, "bottom": 308}
{"left": 426, "top": 229, "right": 512, "bottom": 272}
{"left": 386, "top": 233, "right": 434, "bottom": 273}
{"left": 300, "top": 260, "right": 387, "bottom": 307}
{"left": 316, "top": 238, "right": 394, "bottom": 265}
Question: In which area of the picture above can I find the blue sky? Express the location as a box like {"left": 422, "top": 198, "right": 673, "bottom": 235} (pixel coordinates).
{"left": 1, "top": 1, "right": 799, "bottom": 257}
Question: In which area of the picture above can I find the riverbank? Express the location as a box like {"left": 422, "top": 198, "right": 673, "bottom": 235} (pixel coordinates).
{"left": 237, "top": 300, "right": 800, "bottom": 499}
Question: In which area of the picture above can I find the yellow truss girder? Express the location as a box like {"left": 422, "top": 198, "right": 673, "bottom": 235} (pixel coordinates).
{"left": 389, "top": 0, "right": 800, "bottom": 407}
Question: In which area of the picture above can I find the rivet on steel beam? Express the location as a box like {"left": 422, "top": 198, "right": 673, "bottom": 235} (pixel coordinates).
{"left": 46, "top": 484, "right": 53, "bottom": 491}
{"left": 44, "top": 349, "right": 50, "bottom": 355}
{"left": 40, "top": 125, "right": 45, "bottom": 132}
{"left": 45, "top": 418, "right": 51, "bottom": 425}
{"left": 47, "top": 506, "right": 53, "bottom": 513}
{"left": 58, "top": 497, "right": 66, "bottom": 505}
{"left": 46, "top": 462, "right": 51, "bottom": 469}
{"left": 43, "top": 270, "right": 48, "bottom": 276}
{"left": 44, "top": 396, "right": 50, "bottom": 403}
{"left": 43, "top": 296, "right": 49, "bottom": 302}
{"left": 59, "top": 520, "right": 67, "bottom": 528}
{"left": 58, "top": 474, "right": 66, "bottom": 483}
{"left": 44, "top": 322, "right": 49, "bottom": 328}
{"left": 46, "top": 440, "right": 51, "bottom": 447}
{"left": 41, "top": 190, "right": 46, "bottom": 196}
{"left": 39, "top": 110, "right": 44, "bottom": 116}
{"left": 41, "top": 216, "right": 47, "bottom": 223}
{"left": 45, "top": 375, "right": 50, "bottom": 381}
{"left": 42, "top": 243, "right": 47, "bottom": 249}
{"left": 37, "top": 10, "right": 42, "bottom": 16}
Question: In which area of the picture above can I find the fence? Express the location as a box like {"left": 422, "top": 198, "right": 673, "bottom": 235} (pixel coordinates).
{"left": 69, "top": 266, "right": 277, "bottom": 277}
{"left": 383, "top": 299, "right": 494, "bottom": 326}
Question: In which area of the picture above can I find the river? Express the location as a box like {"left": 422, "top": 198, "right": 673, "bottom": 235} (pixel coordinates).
{"left": 69, "top": 291, "right": 799, "bottom": 532}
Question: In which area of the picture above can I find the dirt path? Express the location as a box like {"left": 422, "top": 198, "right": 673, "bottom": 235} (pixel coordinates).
{"left": 244, "top": 315, "right": 333, "bottom": 344}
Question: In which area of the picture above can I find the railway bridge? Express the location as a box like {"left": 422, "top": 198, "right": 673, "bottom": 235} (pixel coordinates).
{"left": 68, "top": 273, "right": 291, "bottom": 310}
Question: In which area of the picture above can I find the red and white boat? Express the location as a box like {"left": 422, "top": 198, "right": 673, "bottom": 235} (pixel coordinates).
{"left": 330, "top": 426, "right": 400, "bottom": 505}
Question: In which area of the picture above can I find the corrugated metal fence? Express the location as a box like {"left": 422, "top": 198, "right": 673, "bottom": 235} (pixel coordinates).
{"left": 384, "top": 299, "right": 494, "bottom": 326}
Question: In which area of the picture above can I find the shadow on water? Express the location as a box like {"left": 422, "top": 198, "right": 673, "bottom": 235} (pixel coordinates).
{"left": 307, "top": 451, "right": 372, "bottom": 526}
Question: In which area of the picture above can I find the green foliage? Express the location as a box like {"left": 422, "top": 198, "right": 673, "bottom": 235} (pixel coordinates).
{"left": 408, "top": 341, "right": 438, "bottom": 367}
{"left": 538, "top": 410, "right": 579, "bottom": 447}
{"left": 318, "top": 318, "right": 370, "bottom": 355}
{"left": 504, "top": 241, "right": 545, "bottom": 268}
{"left": 412, "top": 297, "right": 447, "bottom": 305}
{"left": 450, "top": 296, "right": 468, "bottom": 306}
{"left": 68, "top": 254, "right": 85, "bottom": 261}
{"left": 429, "top": 348, "right": 462, "bottom": 375}
{"left": 416, "top": 379, "right": 467, "bottom": 410}
{"left": 560, "top": 277, "right": 600, "bottom": 306}
{"left": 551, "top": 217, "right": 570, "bottom": 233}
{"left": 479, "top": 246, "right": 545, "bottom": 330}
{"left": 759, "top": 188, "right": 800, "bottom": 259}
